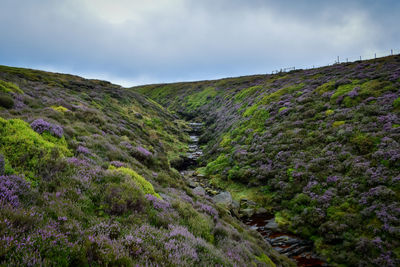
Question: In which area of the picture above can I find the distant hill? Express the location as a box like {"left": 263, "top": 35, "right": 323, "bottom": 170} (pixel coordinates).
{"left": 136, "top": 55, "right": 400, "bottom": 266}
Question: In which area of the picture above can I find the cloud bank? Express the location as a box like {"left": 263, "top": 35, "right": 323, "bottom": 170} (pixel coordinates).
{"left": 0, "top": 0, "right": 399, "bottom": 86}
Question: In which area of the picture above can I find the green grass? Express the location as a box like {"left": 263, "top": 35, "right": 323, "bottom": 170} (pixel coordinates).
{"left": 0, "top": 117, "right": 71, "bottom": 180}
{"left": 235, "top": 85, "right": 262, "bottom": 102}
{"left": 109, "top": 166, "right": 160, "bottom": 198}
{"left": 260, "top": 83, "right": 305, "bottom": 105}
{"left": 316, "top": 81, "right": 335, "bottom": 95}
{"left": 186, "top": 87, "right": 217, "bottom": 110}
{"left": 0, "top": 79, "right": 23, "bottom": 94}
{"left": 330, "top": 80, "right": 359, "bottom": 103}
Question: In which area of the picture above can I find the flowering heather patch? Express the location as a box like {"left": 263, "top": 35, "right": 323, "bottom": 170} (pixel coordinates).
{"left": 0, "top": 175, "right": 30, "bottom": 208}
{"left": 30, "top": 118, "right": 63, "bottom": 138}
{"left": 76, "top": 145, "right": 90, "bottom": 155}
{"left": 120, "top": 141, "right": 133, "bottom": 150}
{"left": 195, "top": 201, "right": 218, "bottom": 219}
{"left": 145, "top": 194, "right": 171, "bottom": 210}
{"left": 135, "top": 146, "right": 152, "bottom": 157}
{"left": 110, "top": 160, "right": 125, "bottom": 167}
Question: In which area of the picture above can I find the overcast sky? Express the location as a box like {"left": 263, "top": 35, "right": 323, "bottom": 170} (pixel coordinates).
{"left": 0, "top": 0, "right": 399, "bottom": 86}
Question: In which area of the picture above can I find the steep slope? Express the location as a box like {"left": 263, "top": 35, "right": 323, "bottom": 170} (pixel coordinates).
{"left": 136, "top": 55, "right": 400, "bottom": 266}
{"left": 0, "top": 65, "right": 289, "bottom": 266}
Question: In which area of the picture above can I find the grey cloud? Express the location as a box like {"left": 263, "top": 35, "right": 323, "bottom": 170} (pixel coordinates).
{"left": 0, "top": 0, "right": 399, "bottom": 86}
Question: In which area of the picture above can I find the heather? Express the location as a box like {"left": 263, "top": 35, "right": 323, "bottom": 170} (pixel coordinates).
{"left": 0, "top": 65, "right": 286, "bottom": 266}
{"left": 138, "top": 55, "right": 400, "bottom": 266}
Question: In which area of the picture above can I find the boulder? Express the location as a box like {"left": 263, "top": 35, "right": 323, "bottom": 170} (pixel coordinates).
{"left": 231, "top": 199, "right": 240, "bottom": 217}
{"left": 240, "top": 208, "right": 255, "bottom": 218}
{"left": 255, "top": 207, "right": 268, "bottom": 214}
{"left": 193, "top": 186, "right": 205, "bottom": 196}
{"left": 213, "top": 191, "right": 232, "bottom": 207}
{"left": 264, "top": 218, "right": 280, "bottom": 231}
{"left": 188, "top": 180, "right": 198, "bottom": 188}
{"left": 240, "top": 199, "right": 257, "bottom": 209}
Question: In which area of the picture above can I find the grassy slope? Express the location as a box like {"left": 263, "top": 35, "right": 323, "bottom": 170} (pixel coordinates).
{"left": 0, "top": 65, "right": 289, "bottom": 266}
{"left": 136, "top": 55, "right": 400, "bottom": 266}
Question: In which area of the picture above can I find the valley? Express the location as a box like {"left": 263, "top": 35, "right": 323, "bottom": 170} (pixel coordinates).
{"left": 0, "top": 54, "right": 399, "bottom": 266}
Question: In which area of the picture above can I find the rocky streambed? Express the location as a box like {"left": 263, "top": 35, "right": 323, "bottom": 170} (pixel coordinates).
{"left": 181, "top": 122, "right": 326, "bottom": 267}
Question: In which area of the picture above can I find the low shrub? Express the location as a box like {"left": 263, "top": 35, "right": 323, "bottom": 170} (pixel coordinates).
{"left": 0, "top": 94, "right": 14, "bottom": 109}
{"left": 30, "top": 119, "right": 64, "bottom": 138}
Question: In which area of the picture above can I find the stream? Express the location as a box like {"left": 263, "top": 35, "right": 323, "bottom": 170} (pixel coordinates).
{"left": 181, "top": 122, "right": 327, "bottom": 267}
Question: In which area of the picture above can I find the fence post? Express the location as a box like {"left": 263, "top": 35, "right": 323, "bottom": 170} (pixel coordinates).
{"left": 360, "top": 56, "right": 362, "bottom": 61}
{"left": 375, "top": 53, "right": 376, "bottom": 59}
{"left": 337, "top": 56, "right": 340, "bottom": 63}
{"left": 391, "top": 49, "right": 393, "bottom": 55}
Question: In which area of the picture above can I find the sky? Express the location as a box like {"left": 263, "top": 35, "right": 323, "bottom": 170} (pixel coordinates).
{"left": 0, "top": 0, "right": 399, "bottom": 86}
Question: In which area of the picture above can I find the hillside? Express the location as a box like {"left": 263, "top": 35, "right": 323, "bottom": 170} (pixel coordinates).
{"left": 136, "top": 55, "right": 400, "bottom": 266}
{"left": 0, "top": 65, "right": 290, "bottom": 266}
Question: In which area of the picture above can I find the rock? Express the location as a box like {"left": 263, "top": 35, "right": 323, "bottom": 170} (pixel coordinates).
{"left": 255, "top": 207, "right": 268, "bottom": 214}
{"left": 240, "top": 208, "right": 255, "bottom": 218}
{"left": 213, "top": 191, "right": 232, "bottom": 207}
{"left": 240, "top": 198, "right": 257, "bottom": 209}
{"left": 264, "top": 218, "right": 280, "bottom": 231}
{"left": 232, "top": 199, "right": 240, "bottom": 210}
{"left": 270, "top": 235, "right": 299, "bottom": 246}
{"left": 188, "top": 180, "right": 197, "bottom": 188}
{"left": 185, "top": 170, "right": 195, "bottom": 176}
{"left": 193, "top": 186, "right": 205, "bottom": 196}
{"left": 231, "top": 199, "right": 240, "bottom": 217}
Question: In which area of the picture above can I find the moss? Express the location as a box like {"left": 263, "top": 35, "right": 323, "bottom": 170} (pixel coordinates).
{"left": 278, "top": 107, "right": 288, "bottom": 113}
{"left": 260, "top": 83, "right": 305, "bottom": 106}
{"left": 393, "top": 97, "right": 400, "bottom": 109}
{"left": 186, "top": 87, "right": 217, "bottom": 110}
{"left": 275, "top": 211, "right": 290, "bottom": 228}
{"left": 332, "top": 121, "right": 345, "bottom": 127}
{"left": 109, "top": 166, "right": 160, "bottom": 198}
{"left": 247, "top": 109, "right": 270, "bottom": 132}
{"left": 325, "top": 109, "right": 334, "bottom": 116}
{"left": 256, "top": 253, "right": 276, "bottom": 267}
{"left": 219, "top": 134, "right": 232, "bottom": 147}
{"left": 0, "top": 117, "right": 70, "bottom": 180}
{"left": 359, "top": 79, "right": 394, "bottom": 98}
{"left": 51, "top": 105, "right": 69, "bottom": 113}
{"left": 343, "top": 96, "right": 359, "bottom": 107}
{"left": 316, "top": 81, "right": 335, "bottom": 95}
{"left": 330, "top": 80, "right": 359, "bottom": 103}
{"left": 243, "top": 104, "right": 259, "bottom": 117}
{"left": 0, "top": 79, "right": 23, "bottom": 94}
{"left": 235, "top": 85, "right": 262, "bottom": 102}
{"left": 205, "top": 154, "right": 230, "bottom": 176}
